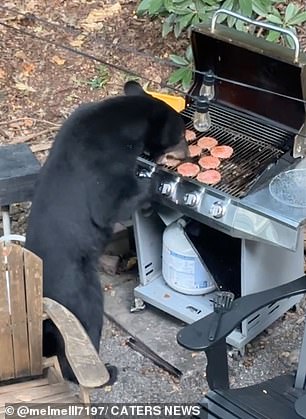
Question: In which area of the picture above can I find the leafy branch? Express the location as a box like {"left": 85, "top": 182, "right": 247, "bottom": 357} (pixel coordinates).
{"left": 136, "top": 0, "right": 306, "bottom": 90}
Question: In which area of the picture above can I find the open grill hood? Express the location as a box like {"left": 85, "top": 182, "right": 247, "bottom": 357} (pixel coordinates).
{"left": 189, "top": 21, "right": 306, "bottom": 133}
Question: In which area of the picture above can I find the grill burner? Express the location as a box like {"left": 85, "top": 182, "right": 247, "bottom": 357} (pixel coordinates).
{"left": 166, "top": 103, "right": 292, "bottom": 198}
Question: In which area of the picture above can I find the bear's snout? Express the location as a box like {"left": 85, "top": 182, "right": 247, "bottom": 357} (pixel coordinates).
{"left": 156, "top": 137, "right": 189, "bottom": 165}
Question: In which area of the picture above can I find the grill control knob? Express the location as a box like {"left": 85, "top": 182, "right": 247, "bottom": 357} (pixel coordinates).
{"left": 183, "top": 193, "right": 199, "bottom": 207}
{"left": 210, "top": 201, "right": 225, "bottom": 218}
{"left": 137, "top": 167, "right": 155, "bottom": 178}
{"left": 159, "top": 182, "right": 173, "bottom": 196}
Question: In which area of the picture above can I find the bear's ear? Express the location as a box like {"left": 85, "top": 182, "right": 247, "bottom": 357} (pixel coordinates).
{"left": 124, "top": 81, "right": 147, "bottom": 96}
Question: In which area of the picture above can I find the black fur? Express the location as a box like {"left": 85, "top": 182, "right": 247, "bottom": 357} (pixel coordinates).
{"left": 25, "top": 82, "right": 187, "bottom": 383}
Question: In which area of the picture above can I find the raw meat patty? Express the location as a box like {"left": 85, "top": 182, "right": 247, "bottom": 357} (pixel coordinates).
{"left": 177, "top": 162, "right": 200, "bottom": 177}
{"left": 198, "top": 155, "right": 220, "bottom": 170}
{"left": 210, "top": 145, "right": 233, "bottom": 159}
{"left": 196, "top": 170, "right": 221, "bottom": 185}
{"left": 185, "top": 129, "right": 196, "bottom": 142}
{"left": 188, "top": 144, "right": 202, "bottom": 158}
{"left": 197, "top": 136, "right": 218, "bottom": 150}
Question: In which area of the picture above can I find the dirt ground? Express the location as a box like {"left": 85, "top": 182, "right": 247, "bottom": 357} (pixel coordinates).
{"left": 0, "top": 0, "right": 188, "bottom": 165}
{"left": 1, "top": 0, "right": 306, "bottom": 408}
{"left": 1, "top": 0, "right": 306, "bottom": 157}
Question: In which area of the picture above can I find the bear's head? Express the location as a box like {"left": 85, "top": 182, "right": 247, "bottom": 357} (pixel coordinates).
{"left": 124, "top": 81, "right": 188, "bottom": 165}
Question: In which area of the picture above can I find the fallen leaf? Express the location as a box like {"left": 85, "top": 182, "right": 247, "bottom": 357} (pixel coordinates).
{"left": 81, "top": 21, "right": 103, "bottom": 32}
{"left": 69, "top": 35, "right": 86, "bottom": 47}
{"left": 15, "top": 50, "right": 27, "bottom": 61}
{"left": 126, "top": 256, "right": 137, "bottom": 271}
{"left": 50, "top": 55, "right": 66, "bottom": 66}
{"left": 0, "top": 69, "right": 6, "bottom": 79}
{"left": 10, "top": 121, "right": 24, "bottom": 128}
{"left": 15, "top": 81, "right": 36, "bottom": 92}
{"left": 81, "top": 4, "right": 121, "bottom": 31}
{"left": 33, "top": 26, "right": 43, "bottom": 33}
{"left": 24, "top": 0, "right": 38, "bottom": 11}
{"left": 23, "top": 118, "right": 34, "bottom": 128}
{"left": 22, "top": 63, "right": 36, "bottom": 76}
{"left": 0, "top": 128, "right": 9, "bottom": 139}
{"left": 12, "top": 127, "right": 58, "bottom": 144}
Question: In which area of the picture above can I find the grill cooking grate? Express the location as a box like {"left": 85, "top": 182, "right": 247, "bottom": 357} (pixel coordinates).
{"left": 168, "top": 103, "right": 293, "bottom": 198}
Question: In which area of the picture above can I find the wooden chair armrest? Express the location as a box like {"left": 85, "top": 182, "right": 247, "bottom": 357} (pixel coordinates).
{"left": 43, "top": 297, "right": 110, "bottom": 388}
{"left": 177, "top": 275, "right": 306, "bottom": 351}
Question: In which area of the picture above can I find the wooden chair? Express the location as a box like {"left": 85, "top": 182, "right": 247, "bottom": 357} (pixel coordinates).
{"left": 0, "top": 242, "right": 110, "bottom": 418}
{"left": 177, "top": 275, "right": 306, "bottom": 419}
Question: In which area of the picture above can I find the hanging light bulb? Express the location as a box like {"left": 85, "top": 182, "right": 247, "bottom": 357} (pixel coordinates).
{"left": 199, "top": 70, "right": 215, "bottom": 100}
{"left": 193, "top": 96, "right": 211, "bottom": 132}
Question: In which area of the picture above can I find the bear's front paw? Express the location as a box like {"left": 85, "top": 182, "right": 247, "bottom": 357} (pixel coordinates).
{"left": 102, "top": 364, "right": 118, "bottom": 387}
{"left": 137, "top": 177, "right": 152, "bottom": 199}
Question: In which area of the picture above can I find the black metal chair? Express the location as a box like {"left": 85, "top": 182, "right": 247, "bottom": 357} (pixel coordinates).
{"left": 177, "top": 275, "right": 306, "bottom": 419}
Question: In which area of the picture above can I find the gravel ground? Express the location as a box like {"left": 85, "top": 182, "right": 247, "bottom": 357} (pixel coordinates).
{"left": 89, "top": 298, "right": 306, "bottom": 404}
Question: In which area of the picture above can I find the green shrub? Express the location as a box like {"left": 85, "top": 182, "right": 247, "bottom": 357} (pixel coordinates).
{"left": 136, "top": 0, "right": 306, "bottom": 90}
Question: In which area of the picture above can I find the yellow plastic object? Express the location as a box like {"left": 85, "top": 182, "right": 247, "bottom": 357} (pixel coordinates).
{"left": 145, "top": 90, "right": 186, "bottom": 112}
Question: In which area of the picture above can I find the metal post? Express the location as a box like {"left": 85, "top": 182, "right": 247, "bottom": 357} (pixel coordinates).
{"left": 1, "top": 205, "right": 11, "bottom": 237}
{"left": 295, "top": 318, "right": 306, "bottom": 389}
{"left": 0, "top": 205, "right": 25, "bottom": 244}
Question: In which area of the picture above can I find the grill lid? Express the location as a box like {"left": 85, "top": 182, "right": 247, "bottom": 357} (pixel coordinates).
{"left": 188, "top": 10, "right": 306, "bottom": 146}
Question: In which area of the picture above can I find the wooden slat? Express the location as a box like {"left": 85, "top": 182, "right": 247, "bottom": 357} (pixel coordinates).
{"left": 0, "top": 412, "right": 85, "bottom": 419}
{"left": 7, "top": 244, "right": 30, "bottom": 378}
{"left": 0, "top": 394, "right": 89, "bottom": 419}
{"left": 24, "top": 248, "right": 43, "bottom": 376}
{"left": 0, "top": 389, "right": 76, "bottom": 410}
{"left": 0, "top": 379, "right": 77, "bottom": 406}
{"left": 0, "top": 378, "right": 48, "bottom": 396}
{"left": 0, "top": 399, "right": 89, "bottom": 419}
{"left": 0, "top": 244, "right": 15, "bottom": 380}
{"left": 0, "top": 382, "right": 69, "bottom": 405}
{"left": 28, "top": 392, "right": 79, "bottom": 403}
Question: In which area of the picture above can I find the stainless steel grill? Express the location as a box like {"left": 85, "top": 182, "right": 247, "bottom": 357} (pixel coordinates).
{"left": 166, "top": 103, "right": 292, "bottom": 198}
{"left": 133, "top": 11, "right": 306, "bottom": 353}
{"left": 134, "top": 16, "right": 306, "bottom": 250}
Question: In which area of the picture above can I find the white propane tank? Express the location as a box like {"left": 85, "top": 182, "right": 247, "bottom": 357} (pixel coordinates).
{"left": 162, "top": 219, "right": 216, "bottom": 295}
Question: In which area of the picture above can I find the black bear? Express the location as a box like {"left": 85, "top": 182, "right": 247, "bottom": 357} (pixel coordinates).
{"left": 25, "top": 81, "right": 188, "bottom": 383}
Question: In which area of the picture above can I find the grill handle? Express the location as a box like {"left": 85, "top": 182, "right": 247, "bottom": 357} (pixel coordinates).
{"left": 211, "top": 9, "right": 300, "bottom": 63}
